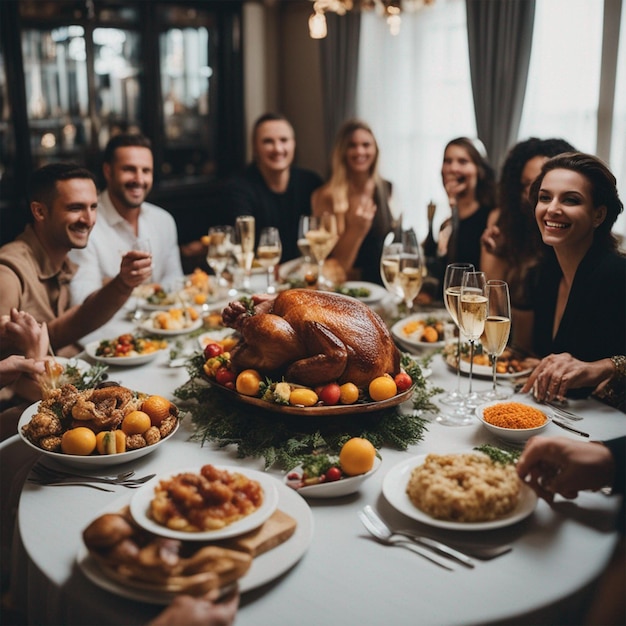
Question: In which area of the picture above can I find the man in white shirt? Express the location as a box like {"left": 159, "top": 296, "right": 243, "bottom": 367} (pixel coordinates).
{"left": 69, "top": 133, "right": 183, "bottom": 304}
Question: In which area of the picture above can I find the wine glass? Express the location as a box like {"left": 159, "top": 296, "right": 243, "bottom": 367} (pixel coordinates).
{"left": 482, "top": 280, "right": 513, "bottom": 401}
{"left": 234, "top": 215, "right": 255, "bottom": 293}
{"left": 129, "top": 237, "right": 152, "bottom": 323}
{"left": 379, "top": 230, "right": 424, "bottom": 313}
{"left": 458, "top": 271, "right": 488, "bottom": 408}
{"left": 257, "top": 227, "right": 282, "bottom": 294}
{"left": 305, "top": 213, "right": 338, "bottom": 290}
{"left": 206, "top": 225, "right": 235, "bottom": 299}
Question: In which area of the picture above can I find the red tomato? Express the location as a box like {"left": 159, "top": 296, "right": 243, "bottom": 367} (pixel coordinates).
{"left": 325, "top": 466, "right": 342, "bottom": 482}
{"left": 203, "top": 343, "right": 223, "bottom": 359}
{"left": 394, "top": 372, "right": 413, "bottom": 392}
{"left": 215, "top": 367, "right": 236, "bottom": 386}
{"left": 318, "top": 383, "right": 341, "bottom": 406}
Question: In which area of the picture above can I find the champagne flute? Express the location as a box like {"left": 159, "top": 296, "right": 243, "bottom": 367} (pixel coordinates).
{"left": 482, "top": 280, "right": 513, "bottom": 400}
{"left": 206, "top": 225, "right": 235, "bottom": 299}
{"left": 395, "top": 229, "right": 423, "bottom": 312}
{"left": 130, "top": 237, "right": 152, "bottom": 322}
{"left": 234, "top": 215, "right": 255, "bottom": 293}
{"left": 305, "top": 213, "right": 338, "bottom": 290}
{"left": 380, "top": 241, "right": 403, "bottom": 302}
{"left": 257, "top": 227, "right": 282, "bottom": 294}
{"left": 458, "top": 271, "right": 488, "bottom": 408}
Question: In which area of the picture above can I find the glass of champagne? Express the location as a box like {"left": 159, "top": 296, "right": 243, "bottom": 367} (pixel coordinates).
{"left": 234, "top": 215, "right": 255, "bottom": 293}
{"left": 130, "top": 237, "right": 152, "bottom": 322}
{"left": 458, "top": 271, "right": 488, "bottom": 408}
{"left": 205, "top": 225, "right": 235, "bottom": 299}
{"left": 440, "top": 263, "right": 474, "bottom": 406}
{"left": 379, "top": 230, "right": 423, "bottom": 312}
{"left": 305, "top": 213, "right": 339, "bottom": 290}
{"left": 482, "top": 280, "right": 513, "bottom": 400}
{"left": 380, "top": 241, "right": 403, "bottom": 302}
{"left": 257, "top": 227, "right": 282, "bottom": 294}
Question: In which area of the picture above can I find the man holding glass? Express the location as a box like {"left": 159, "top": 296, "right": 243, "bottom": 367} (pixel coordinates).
{"left": 220, "top": 113, "right": 323, "bottom": 263}
{"left": 69, "top": 133, "right": 183, "bottom": 304}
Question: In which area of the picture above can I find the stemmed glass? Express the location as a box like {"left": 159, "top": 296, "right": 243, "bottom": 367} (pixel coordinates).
{"left": 439, "top": 263, "right": 474, "bottom": 408}
{"left": 205, "top": 225, "right": 235, "bottom": 299}
{"left": 305, "top": 213, "right": 338, "bottom": 290}
{"left": 379, "top": 230, "right": 424, "bottom": 313}
{"left": 458, "top": 271, "right": 488, "bottom": 408}
{"left": 130, "top": 237, "right": 152, "bottom": 323}
{"left": 257, "top": 227, "right": 282, "bottom": 294}
{"left": 482, "top": 280, "right": 513, "bottom": 400}
{"left": 234, "top": 215, "right": 255, "bottom": 293}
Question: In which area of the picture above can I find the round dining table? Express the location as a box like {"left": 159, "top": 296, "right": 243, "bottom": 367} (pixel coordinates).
{"left": 10, "top": 297, "right": 626, "bottom": 626}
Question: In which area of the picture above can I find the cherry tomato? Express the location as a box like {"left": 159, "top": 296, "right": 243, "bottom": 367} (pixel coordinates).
{"left": 215, "top": 367, "right": 236, "bottom": 386}
{"left": 318, "top": 383, "right": 341, "bottom": 406}
{"left": 394, "top": 372, "right": 413, "bottom": 392}
{"left": 204, "top": 342, "right": 223, "bottom": 359}
{"left": 325, "top": 466, "right": 342, "bottom": 482}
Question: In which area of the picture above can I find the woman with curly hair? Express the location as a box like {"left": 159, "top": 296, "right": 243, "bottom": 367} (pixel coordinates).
{"left": 311, "top": 119, "right": 400, "bottom": 284}
{"left": 481, "top": 137, "right": 576, "bottom": 349}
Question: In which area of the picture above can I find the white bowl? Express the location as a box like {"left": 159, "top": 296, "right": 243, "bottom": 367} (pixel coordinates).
{"left": 284, "top": 456, "right": 381, "bottom": 498}
{"left": 476, "top": 401, "right": 551, "bottom": 445}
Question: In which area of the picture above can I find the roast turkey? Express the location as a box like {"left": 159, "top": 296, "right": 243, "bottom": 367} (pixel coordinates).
{"left": 222, "top": 289, "right": 401, "bottom": 388}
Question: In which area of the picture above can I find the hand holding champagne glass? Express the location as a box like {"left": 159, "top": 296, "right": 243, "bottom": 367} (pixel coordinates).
{"left": 483, "top": 280, "right": 512, "bottom": 400}
{"left": 235, "top": 215, "right": 255, "bottom": 293}
{"left": 257, "top": 227, "right": 282, "bottom": 294}
{"left": 305, "top": 213, "right": 338, "bottom": 290}
{"left": 458, "top": 271, "right": 487, "bottom": 407}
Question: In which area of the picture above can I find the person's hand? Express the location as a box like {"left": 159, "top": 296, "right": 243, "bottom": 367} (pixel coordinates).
{"left": 480, "top": 223, "right": 503, "bottom": 255}
{"left": 118, "top": 250, "right": 153, "bottom": 289}
{"left": 517, "top": 436, "right": 615, "bottom": 502}
{"left": 146, "top": 589, "right": 239, "bottom": 626}
{"left": 0, "top": 355, "right": 46, "bottom": 388}
{"left": 346, "top": 195, "right": 377, "bottom": 237}
{"left": 521, "top": 353, "right": 613, "bottom": 402}
{"left": 443, "top": 174, "right": 466, "bottom": 204}
{"left": 0, "top": 309, "right": 49, "bottom": 359}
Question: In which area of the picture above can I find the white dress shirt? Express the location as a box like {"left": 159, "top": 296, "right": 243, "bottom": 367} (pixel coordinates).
{"left": 69, "top": 189, "right": 184, "bottom": 304}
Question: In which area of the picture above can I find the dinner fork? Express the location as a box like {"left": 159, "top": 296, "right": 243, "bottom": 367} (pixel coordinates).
{"left": 358, "top": 511, "right": 455, "bottom": 570}
{"left": 362, "top": 506, "right": 512, "bottom": 561}
{"left": 545, "top": 401, "right": 584, "bottom": 421}
{"left": 30, "top": 464, "right": 156, "bottom": 487}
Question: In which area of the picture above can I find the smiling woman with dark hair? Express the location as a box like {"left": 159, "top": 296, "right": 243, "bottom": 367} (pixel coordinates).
{"left": 521, "top": 152, "right": 625, "bottom": 410}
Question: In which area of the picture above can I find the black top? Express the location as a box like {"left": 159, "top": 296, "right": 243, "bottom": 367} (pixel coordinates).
{"left": 220, "top": 163, "right": 323, "bottom": 262}
{"left": 531, "top": 243, "right": 626, "bottom": 397}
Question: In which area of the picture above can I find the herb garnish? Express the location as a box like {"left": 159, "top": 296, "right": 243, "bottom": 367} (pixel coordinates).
{"left": 474, "top": 444, "right": 521, "bottom": 465}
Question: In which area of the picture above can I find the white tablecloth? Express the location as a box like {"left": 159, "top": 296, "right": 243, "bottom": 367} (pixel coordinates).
{"left": 12, "top": 308, "right": 626, "bottom": 626}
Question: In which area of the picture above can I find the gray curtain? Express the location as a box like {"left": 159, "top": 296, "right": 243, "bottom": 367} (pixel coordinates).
{"left": 465, "top": 0, "right": 535, "bottom": 170}
{"left": 320, "top": 12, "right": 361, "bottom": 164}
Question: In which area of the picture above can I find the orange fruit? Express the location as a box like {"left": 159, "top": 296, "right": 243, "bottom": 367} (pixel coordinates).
{"left": 96, "top": 430, "right": 126, "bottom": 454}
{"left": 422, "top": 326, "right": 439, "bottom": 343}
{"left": 339, "top": 437, "right": 376, "bottom": 476}
{"left": 61, "top": 427, "right": 97, "bottom": 456}
{"left": 141, "top": 395, "right": 172, "bottom": 427}
{"left": 339, "top": 382, "right": 359, "bottom": 405}
{"left": 121, "top": 410, "right": 152, "bottom": 435}
{"left": 288, "top": 388, "right": 318, "bottom": 407}
{"left": 236, "top": 369, "right": 262, "bottom": 396}
{"left": 368, "top": 375, "right": 397, "bottom": 401}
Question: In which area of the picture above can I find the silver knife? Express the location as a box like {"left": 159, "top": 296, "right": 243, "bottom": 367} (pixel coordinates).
{"left": 552, "top": 419, "right": 590, "bottom": 438}
{"left": 403, "top": 534, "right": 475, "bottom": 568}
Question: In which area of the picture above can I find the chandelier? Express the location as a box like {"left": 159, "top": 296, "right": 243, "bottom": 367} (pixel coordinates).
{"left": 308, "top": 0, "right": 435, "bottom": 39}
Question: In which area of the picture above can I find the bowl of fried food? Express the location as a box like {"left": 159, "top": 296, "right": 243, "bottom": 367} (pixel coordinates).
{"left": 476, "top": 401, "right": 551, "bottom": 445}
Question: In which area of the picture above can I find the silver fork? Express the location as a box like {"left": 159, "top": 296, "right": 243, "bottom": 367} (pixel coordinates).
{"left": 358, "top": 511, "right": 455, "bottom": 570}
{"left": 545, "top": 402, "right": 584, "bottom": 421}
{"left": 362, "top": 505, "right": 512, "bottom": 561}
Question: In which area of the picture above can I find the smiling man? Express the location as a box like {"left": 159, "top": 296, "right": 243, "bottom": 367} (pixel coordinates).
{"left": 0, "top": 162, "right": 151, "bottom": 356}
{"left": 69, "top": 133, "right": 183, "bottom": 305}
{"left": 220, "top": 113, "right": 323, "bottom": 263}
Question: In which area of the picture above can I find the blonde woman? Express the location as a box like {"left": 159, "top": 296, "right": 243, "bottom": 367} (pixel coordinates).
{"left": 311, "top": 120, "right": 400, "bottom": 284}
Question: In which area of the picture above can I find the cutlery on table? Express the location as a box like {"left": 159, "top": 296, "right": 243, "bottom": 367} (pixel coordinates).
{"left": 362, "top": 506, "right": 473, "bottom": 567}
{"left": 545, "top": 401, "right": 584, "bottom": 421}
{"left": 27, "top": 480, "right": 115, "bottom": 492}
{"left": 551, "top": 419, "right": 590, "bottom": 438}
{"left": 29, "top": 464, "right": 156, "bottom": 487}
{"left": 359, "top": 511, "right": 455, "bottom": 570}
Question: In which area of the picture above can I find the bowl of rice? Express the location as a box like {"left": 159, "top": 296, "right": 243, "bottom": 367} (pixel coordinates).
{"left": 476, "top": 401, "right": 551, "bottom": 445}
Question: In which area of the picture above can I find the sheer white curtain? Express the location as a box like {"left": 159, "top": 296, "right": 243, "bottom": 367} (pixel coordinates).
{"left": 356, "top": 0, "right": 475, "bottom": 241}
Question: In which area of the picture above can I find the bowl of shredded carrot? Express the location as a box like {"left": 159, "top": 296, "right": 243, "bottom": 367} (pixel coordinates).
{"left": 476, "top": 401, "right": 551, "bottom": 444}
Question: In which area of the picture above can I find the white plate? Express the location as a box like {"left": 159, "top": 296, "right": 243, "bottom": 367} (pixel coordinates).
{"left": 197, "top": 329, "right": 237, "bottom": 350}
{"left": 382, "top": 454, "right": 537, "bottom": 531}
{"left": 18, "top": 401, "right": 179, "bottom": 469}
{"left": 129, "top": 466, "right": 280, "bottom": 541}
{"left": 140, "top": 315, "right": 203, "bottom": 336}
{"left": 77, "top": 482, "right": 314, "bottom": 604}
{"left": 334, "top": 281, "right": 388, "bottom": 304}
{"left": 285, "top": 456, "right": 381, "bottom": 498}
{"left": 52, "top": 356, "right": 92, "bottom": 372}
{"left": 84, "top": 341, "right": 168, "bottom": 367}
{"left": 391, "top": 313, "right": 448, "bottom": 351}
{"left": 444, "top": 353, "right": 534, "bottom": 379}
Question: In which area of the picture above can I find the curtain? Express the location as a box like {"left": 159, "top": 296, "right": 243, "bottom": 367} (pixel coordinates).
{"left": 319, "top": 12, "right": 361, "bottom": 163}
{"left": 466, "top": 0, "right": 535, "bottom": 169}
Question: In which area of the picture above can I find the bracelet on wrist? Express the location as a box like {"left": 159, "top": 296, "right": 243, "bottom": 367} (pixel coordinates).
{"left": 610, "top": 355, "right": 626, "bottom": 378}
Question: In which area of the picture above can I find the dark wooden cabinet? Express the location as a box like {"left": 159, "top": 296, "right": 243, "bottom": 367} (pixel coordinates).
{"left": 0, "top": 0, "right": 245, "bottom": 247}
